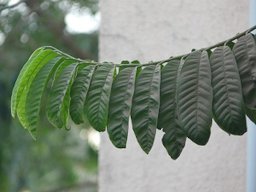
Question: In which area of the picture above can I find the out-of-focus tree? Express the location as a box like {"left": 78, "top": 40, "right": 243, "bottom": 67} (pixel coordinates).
{"left": 0, "top": 0, "right": 99, "bottom": 191}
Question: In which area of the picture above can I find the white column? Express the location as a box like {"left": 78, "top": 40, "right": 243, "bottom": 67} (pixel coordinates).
{"left": 99, "top": 1, "right": 249, "bottom": 192}
{"left": 247, "top": 1, "right": 256, "bottom": 192}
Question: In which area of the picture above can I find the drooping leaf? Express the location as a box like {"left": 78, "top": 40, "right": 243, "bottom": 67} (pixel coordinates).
{"left": 47, "top": 62, "right": 78, "bottom": 129}
{"left": 158, "top": 60, "right": 179, "bottom": 130}
{"left": 131, "top": 64, "right": 161, "bottom": 154}
{"left": 210, "top": 46, "right": 246, "bottom": 135}
{"left": 11, "top": 47, "right": 58, "bottom": 118}
{"left": 245, "top": 108, "right": 256, "bottom": 124}
{"left": 16, "top": 52, "right": 60, "bottom": 133}
{"left": 233, "top": 33, "right": 256, "bottom": 123}
{"left": 70, "top": 64, "right": 95, "bottom": 124}
{"left": 85, "top": 64, "right": 115, "bottom": 131}
{"left": 158, "top": 60, "right": 186, "bottom": 159}
{"left": 107, "top": 67, "right": 137, "bottom": 148}
{"left": 233, "top": 33, "right": 256, "bottom": 108}
{"left": 177, "top": 51, "right": 212, "bottom": 145}
{"left": 23, "top": 57, "right": 64, "bottom": 138}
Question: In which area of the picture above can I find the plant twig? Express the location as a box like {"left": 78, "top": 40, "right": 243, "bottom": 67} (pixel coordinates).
{"left": 0, "top": 1, "right": 25, "bottom": 12}
{"left": 145, "top": 25, "right": 256, "bottom": 66}
{"left": 44, "top": 25, "right": 256, "bottom": 67}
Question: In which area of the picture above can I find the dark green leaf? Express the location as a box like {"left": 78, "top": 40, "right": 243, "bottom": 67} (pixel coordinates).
{"left": 85, "top": 64, "right": 115, "bottom": 131}
{"left": 158, "top": 60, "right": 186, "bottom": 159}
{"left": 211, "top": 46, "right": 246, "bottom": 135}
{"left": 245, "top": 108, "right": 256, "bottom": 124}
{"left": 107, "top": 67, "right": 137, "bottom": 148}
{"left": 121, "top": 60, "right": 130, "bottom": 64}
{"left": 70, "top": 64, "right": 95, "bottom": 124}
{"left": 177, "top": 51, "right": 212, "bottom": 145}
{"left": 47, "top": 62, "right": 78, "bottom": 129}
{"left": 233, "top": 33, "right": 256, "bottom": 123}
{"left": 131, "top": 64, "right": 161, "bottom": 154}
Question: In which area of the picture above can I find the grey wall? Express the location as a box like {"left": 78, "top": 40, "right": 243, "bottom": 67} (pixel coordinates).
{"left": 99, "top": 1, "right": 249, "bottom": 192}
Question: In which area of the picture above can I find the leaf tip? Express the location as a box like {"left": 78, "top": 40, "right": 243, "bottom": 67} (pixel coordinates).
{"left": 189, "top": 130, "right": 210, "bottom": 146}
{"left": 28, "top": 129, "right": 37, "bottom": 141}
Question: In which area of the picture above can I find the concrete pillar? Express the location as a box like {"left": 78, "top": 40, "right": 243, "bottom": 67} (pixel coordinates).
{"left": 99, "top": 1, "right": 249, "bottom": 192}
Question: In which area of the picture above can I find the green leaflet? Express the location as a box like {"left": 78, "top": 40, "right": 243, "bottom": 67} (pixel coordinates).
{"left": 11, "top": 47, "right": 58, "bottom": 118}
{"left": 158, "top": 60, "right": 186, "bottom": 159}
{"left": 85, "top": 64, "right": 115, "bottom": 131}
{"left": 210, "top": 46, "right": 246, "bottom": 135}
{"left": 47, "top": 62, "right": 79, "bottom": 129}
{"left": 246, "top": 108, "right": 256, "bottom": 124}
{"left": 16, "top": 51, "right": 60, "bottom": 132}
{"left": 24, "top": 57, "right": 64, "bottom": 138}
{"left": 233, "top": 33, "right": 256, "bottom": 123}
{"left": 119, "top": 60, "right": 142, "bottom": 77}
{"left": 131, "top": 64, "right": 161, "bottom": 154}
{"left": 70, "top": 64, "right": 95, "bottom": 124}
{"left": 107, "top": 67, "right": 137, "bottom": 148}
{"left": 177, "top": 51, "right": 212, "bottom": 145}
{"left": 233, "top": 33, "right": 256, "bottom": 108}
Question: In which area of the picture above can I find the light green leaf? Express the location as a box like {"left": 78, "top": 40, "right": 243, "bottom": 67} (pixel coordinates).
{"left": 85, "top": 64, "right": 115, "bottom": 131}
{"left": 70, "top": 64, "right": 95, "bottom": 124}
{"left": 23, "top": 57, "right": 64, "bottom": 138}
{"left": 107, "top": 67, "right": 137, "bottom": 148}
{"left": 131, "top": 64, "right": 161, "bottom": 154}
{"left": 47, "top": 62, "right": 79, "bottom": 129}
{"left": 11, "top": 47, "right": 58, "bottom": 118}
{"left": 158, "top": 60, "right": 186, "bottom": 159}
{"left": 177, "top": 51, "right": 212, "bottom": 145}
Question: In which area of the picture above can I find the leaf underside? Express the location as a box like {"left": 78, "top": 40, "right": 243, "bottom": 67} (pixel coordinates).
{"left": 25, "top": 57, "right": 64, "bottom": 137}
{"left": 16, "top": 50, "right": 59, "bottom": 137}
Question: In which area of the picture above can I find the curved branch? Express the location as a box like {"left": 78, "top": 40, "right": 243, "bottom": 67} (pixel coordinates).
{"left": 0, "top": 1, "right": 25, "bottom": 12}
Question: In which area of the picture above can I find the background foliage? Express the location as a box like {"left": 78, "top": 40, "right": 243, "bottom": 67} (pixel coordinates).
{"left": 0, "top": 0, "right": 99, "bottom": 191}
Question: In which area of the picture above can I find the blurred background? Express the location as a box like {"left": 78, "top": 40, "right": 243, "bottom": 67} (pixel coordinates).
{"left": 0, "top": 0, "right": 99, "bottom": 191}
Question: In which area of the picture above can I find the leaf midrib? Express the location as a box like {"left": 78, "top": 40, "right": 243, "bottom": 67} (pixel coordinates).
{"left": 94, "top": 67, "right": 113, "bottom": 128}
